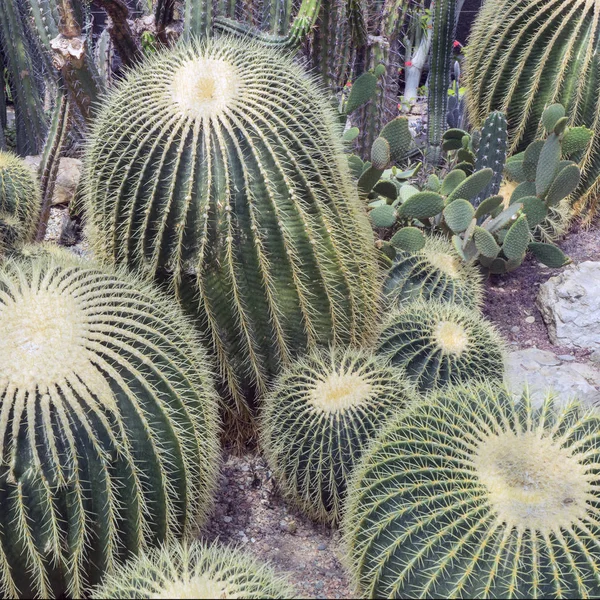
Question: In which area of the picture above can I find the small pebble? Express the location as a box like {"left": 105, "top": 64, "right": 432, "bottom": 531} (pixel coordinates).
{"left": 315, "top": 581, "right": 324, "bottom": 590}
{"left": 557, "top": 354, "right": 576, "bottom": 362}
{"left": 317, "top": 543, "right": 327, "bottom": 551}
{"left": 510, "top": 326, "right": 520, "bottom": 333}
{"left": 591, "top": 350, "right": 600, "bottom": 364}
{"left": 223, "top": 515, "right": 232, "bottom": 523}
{"left": 525, "top": 316, "right": 535, "bottom": 324}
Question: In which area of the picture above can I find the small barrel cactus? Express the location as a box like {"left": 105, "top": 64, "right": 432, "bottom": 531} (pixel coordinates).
{"left": 82, "top": 36, "right": 379, "bottom": 429}
{"left": 377, "top": 300, "right": 504, "bottom": 392}
{"left": 385, "top": 235, "right": 483, "bottom": 310}
{"left": 0, "top": 251, "right": 220, "bottom": 599}
{"left": 0, "top": 151, "right": 40, "bottom": 251}
{"left": 344, "top": 384, "right": 600, "bottom": 598}
{"left": 260, "top": 346, "right": 416, "bottom": 523}
{"left": 91, "top": 541, "right": 295, "bottom": 599}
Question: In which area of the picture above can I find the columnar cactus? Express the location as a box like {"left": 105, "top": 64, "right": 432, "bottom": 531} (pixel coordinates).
{"left": 82, "top": 37, "right": 379, "bottom": 429}
{"left": 473, "top": 111, "right": 508, "bottom": 205}
{"left": 92, "top": 541, "right": 295, "bottom": 599}
{"left": 0, "top": 151, "right": 40, "bottom": 251}
{"left": 260, "top": 346, "right": 416, "bottom": 523}
{"left": 344, "top": 384, "right": 600, "bottom": 598}
{"left": 0, "top": 251, "right": 220, "bottom": 599}
{"left": 377, "top": 300, "right": 504, "bottom": 392}
{"left": 385, "top": 235, "right": 483, "bottom": 309}
{"left": 465, "top": 0, "right": 600, "bottom": 218}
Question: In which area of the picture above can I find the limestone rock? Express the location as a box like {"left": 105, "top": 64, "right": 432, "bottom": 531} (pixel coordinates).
{"left": 537, "top": 261, "right": 600, "bottom": 351}
{"left": 53, "top": 157, "right": 82, "bottom": 206}
{"left": 506, "top": 348, "right": 600, "bottom": 408}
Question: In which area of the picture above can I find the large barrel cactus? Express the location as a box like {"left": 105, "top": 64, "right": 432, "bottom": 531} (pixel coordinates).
{"left": 92, "top": 541, "right": 296, "bottom": 599}
{"left": 0, "top": 252, "right": 220, "bottom": 599}
{"left": 465, "top": 0, "right": 600, "bottom": 217}
{"left": 260, "top": 346, "right": 416, "bottom": 523}
{"left": 82, "top": 36, "right": 379, "bottom": 426}
{"left": 0, "top": 151, "right": 40, "bottom": 251}
{"left": 344, "top": 384, "right": 600, "bottom": 598}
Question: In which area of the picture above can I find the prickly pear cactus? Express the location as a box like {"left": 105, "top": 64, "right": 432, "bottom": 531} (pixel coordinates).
{"left": 0, "top": 251, "right": 220, "bottom": 599}
{"left": 260, "top": 346, "right": 416, "bottom": 523}
{"left": 0, "top": 151, "right": 40, "bottom": 251}
{"left": 377, "top": 300, "right": 504, "bottom": 392}
{"left": 344, "top": 383, "right": 600, "bottom": 598}
{"left": 385, "top": 235, "right": 483, "bottom": 309}
{"left": 82, "top": 37, "right": 379, "bottom": 430}
{"left": 91, "top": 541, "right": 295, "bottom": 599}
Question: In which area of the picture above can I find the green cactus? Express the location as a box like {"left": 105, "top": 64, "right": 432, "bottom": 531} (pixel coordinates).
{"left": 473, "top": 111, "right": 508, "bottom": 205}
{"left": 91, "top": 541, "right": 295, "bottom": 599}
{"left": 260, "top": 346, "right": 416, "bottom": 523}
{"left": 465, "top": 0, "right": 600, "bottom": 219}
{"left": 0, "top": 251, "right": 220, "bottom": 599}
{"left": 385, "top": 235, "right": 483, "bottom": 309}
{"left": 344, "top": 383, "right": 600, "bottom": 598}
{"left": 0, "top": 151, "right": 41, "bottom": 250}
{"left": 377, "top": 300, "right": 504, "bottom": 392}
{"left": 82, "top": 37, "right": 379, "bottom": 433}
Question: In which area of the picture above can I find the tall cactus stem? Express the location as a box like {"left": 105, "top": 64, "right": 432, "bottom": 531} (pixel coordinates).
{"left": 184, "top": 0, "right": 213, "bottom": 40}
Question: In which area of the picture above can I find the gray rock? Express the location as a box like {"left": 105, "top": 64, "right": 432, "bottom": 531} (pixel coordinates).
{"left": 557, "top": 354, "right": 576, "bottom": 362}
{"left": 537, "top": 262, "right": 600, "bottom": 351}
{"left": 53, "top": 157, "right": 82, "bottom": 206}
{"left": 505, "top": 348, "right": 600, "bottom": 408}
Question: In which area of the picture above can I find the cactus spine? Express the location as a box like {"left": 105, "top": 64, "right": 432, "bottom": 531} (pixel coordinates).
{"left": 91, "top": 541, "right": 296, "bottom": 599}
{"left": 344, "top": 384, "right": 600, "bottom": 598}
{"left": 0, "top": 252, "right": 220, "bottom": 599}
{"left": 377, "top": 300, "right": 504, "bottom": 392}
{"left": 465, "top": 0, "right": 600, "bottom": 218}
{"left": 260, "top": 346, "right": 416, "bottom": 523}
{"left": 82, "top": 37, "right": 380, "bottom": 431}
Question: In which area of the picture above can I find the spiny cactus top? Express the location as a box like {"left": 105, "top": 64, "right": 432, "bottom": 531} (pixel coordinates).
{"left": 344, "top": 384, "right": 600, "bottom": 598}
{"left": 376, "top": 300, "right": 504, "bottom": 392}
{"left": 82, "top": 36, "right": 379, "bottom": 429}
{"left": 385, "top": 235, "right": 483, "bottom": 309}
{"left": 0, "top": 151, "right": 40, "bottom": 250}
{"left": 260, "top": 346, "right": 417, "bottom": 523}
{"left": 91, "top": 541, "right": 296, "bottom": 599}
{"left": 0, "top": 252, "right": 220, "bottom": 599}
{"left": 465, "top": 0, "right": 600, "bottom": 216}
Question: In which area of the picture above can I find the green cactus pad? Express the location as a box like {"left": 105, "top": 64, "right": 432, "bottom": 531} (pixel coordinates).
{"left": 358, "top": 165, "right": 385, "bottom": 195}
{"left": 529, "top": 242, "right": 570, "bottom": 268}
{"left": 385, "top": 235, "right": 483, "bottom": 309}
{"left": 345, "top": 385, "right": 600, "bottom": 598}
{"left": 443, "top": 138, "right": 463, "bottom": 152}
{"left": 510, "top": 181, "right": 537, "bottom": 205}
{"left": 370, "top": 205, "right": 396, "bottom": 228}
{"left": 546, "top": 164, "right": 581, "bottom": 206}
{"left": 426, "top": 174, "right": 441, "bottom": 192}
{"left": 446, "top": 168, "right": 494, "bottom": 203}
{"left": 398, "top": 191, "right": 445, "bottom": 219}
{"left": 541, "top": 103, "right": 566, "bottom": 133}
{"left": 380, "top": 117, "right": 412, "bottom": 162}
{"left": 389, "top": 227, "right": 426, "bottom": 252}
{"left": 345, "top": 72, "right": 378, "bottom": 114}
{"left": 444, "top": 128, "right": 469, "bottom": 140}
{"left": 522, "top": 140, "right": 544, "bottom": 182}
{"left": 562, "top": 126, "right": 593, "bottom": 157}
{"left": 441, "top": 169, "right": 467, "bottom": 196}
{"left": 443, "top": 199, "right": 475, "bottom": 233}
{"left": 474, "top": 226, "right": 501, "bottom": 258}
{"left": 502, "top": 213, "right": 530, "bottom": 260}
{"left": 370, "top": 137, "right": 391, "bottom": 170}
{"left": 377, "top": 300, "right": 503, "bottom": 392}
{"left": 0, "top": 252, "right": 220, "bottom": 599}
{"left": 0, "top": 151, "right": 40, "bottom": 248}
{"left": 82, "top": 37, "right": 379, "bottom": 429}
{"left": 536, "top": 133, "right": 561, "bottom": 198}
{"left": 91, "top": 541, "right": 295, "bottom": 599}
{"left": 474, "top": 195, "right": 503, "bottom": 219}
{"left": 260, "top": 346, "right": 416, "bottom": 523}
{"left": 522, "top": 196, "right": 548, "bottom": 228}
{"left": 373, "top": 180, "right": 398, "bottom": 201}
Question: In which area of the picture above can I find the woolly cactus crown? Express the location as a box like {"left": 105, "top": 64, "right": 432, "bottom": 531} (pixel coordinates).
{"left": 344, "top": 384, "right": 600, "bottom": 598}
{"left": 91, "top": 541, "right": 296, "bottom": 599}
{"left": 83, "top": 35, "right": 379, "bottom": 428}
{"left": 0, "top": 251, "right": 220, "bottom": 598}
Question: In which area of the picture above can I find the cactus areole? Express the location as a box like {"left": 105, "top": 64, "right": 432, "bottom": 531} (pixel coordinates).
{"left": 0, "top": 253, "right": 219, "bottom": 599}
{"left": 83, "top": 37, "right": 379, "bottom": 426}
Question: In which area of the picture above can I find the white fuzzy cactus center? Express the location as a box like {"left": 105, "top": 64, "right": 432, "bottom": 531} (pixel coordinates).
{"left": 0, "top": 287, "right": 88, "bottom": 389}
{"left": 428, "top": 252, "right": 460, "bottom": 277}
{"left": 309, "top": 371, "right": 372, "bottom": 413}
{"left": 152, "top": 576, "right": 232, "bottom": 599}
{"left": 474, "top": 431, "right": 591, "bottom": 532}
{"left": 434, "top": 320, "right": 469, "bottom": 355}
{"left": 171, "top": 59, "right": 240, "bottom": 119}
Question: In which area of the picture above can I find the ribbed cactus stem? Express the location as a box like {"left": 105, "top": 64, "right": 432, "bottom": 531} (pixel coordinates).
{"left": 428, "top": 0, "right": 457, "bottom": 155}
{"left": 474, "top": 111, "right": 508, "bottom": 206}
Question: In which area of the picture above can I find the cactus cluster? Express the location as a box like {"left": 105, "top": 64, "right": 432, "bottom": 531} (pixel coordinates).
{"left": 0, "top": 251, "right": 220, "bottom": 598}
{"left": 385, "top": 235, "right": 483, "bottom": 309}
{"left": 82, "top": 37, "right": 379, "bottom": 430}
{"left": 260, "top": 346, "right": 416, "bottom": 523}
{"left": 0, "top": 151, "right": 40, "bottom": 253}
{"left": 344, "top": 384, "right": 600, "bottom": 598}
{"left": 377, "top": 300, "right": 504, "bottom": 392}
{"left": 92, "top": 541, "right": 295, "bottom": 599}
{"left": 465, "top": 0, "right": 600, "bottom": 219}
